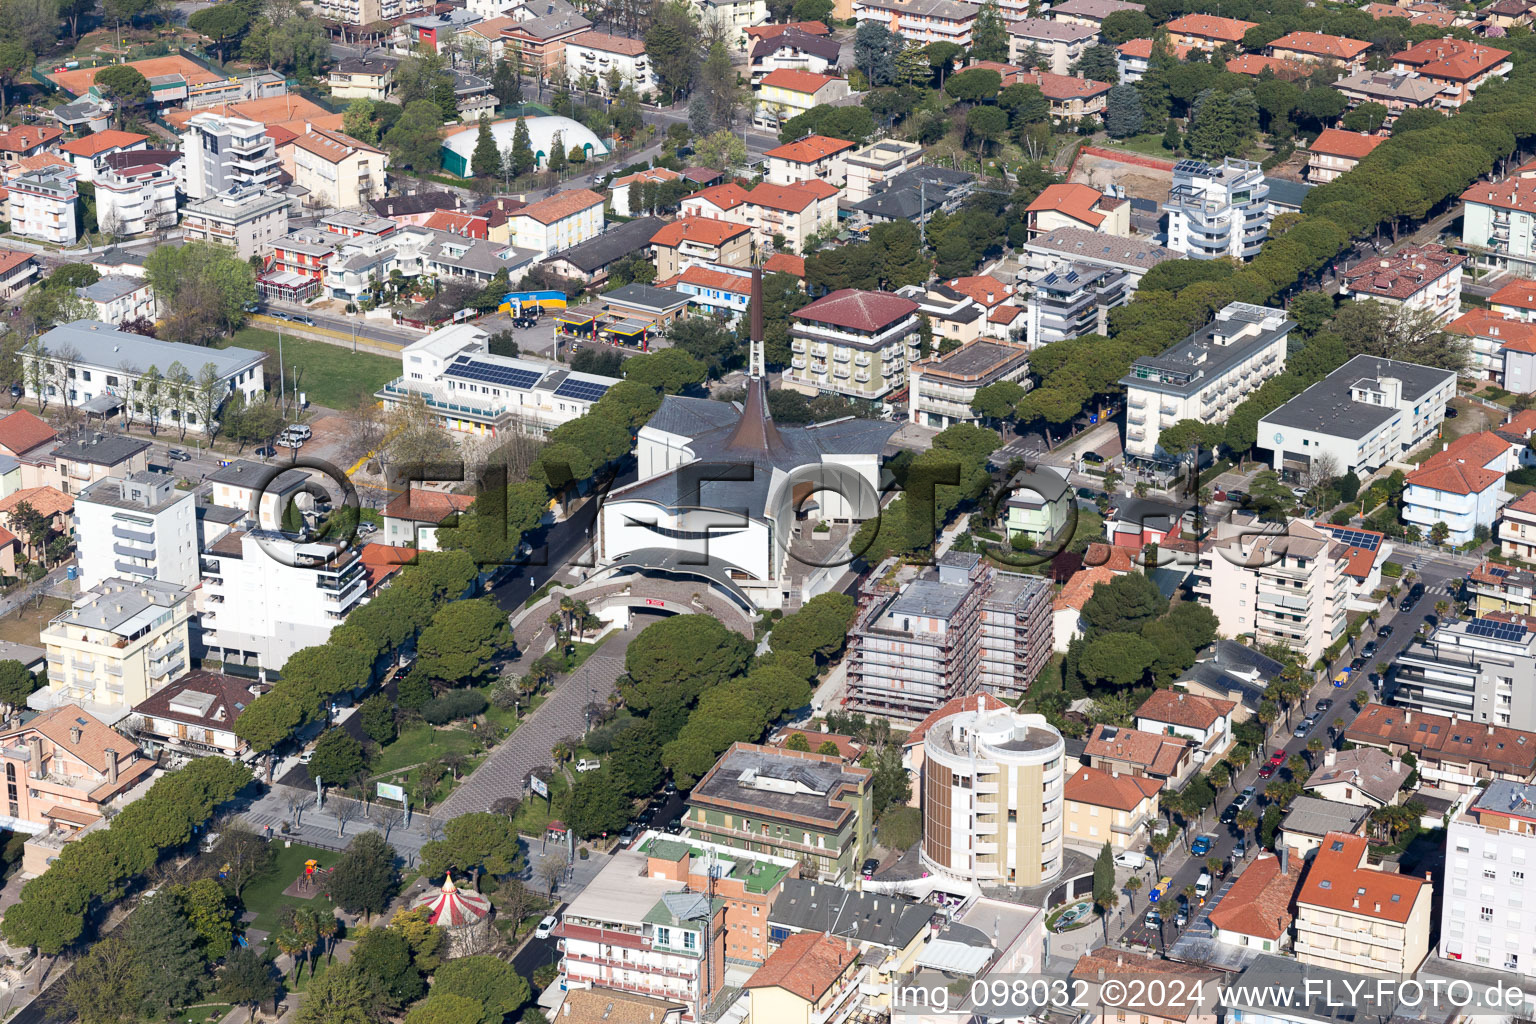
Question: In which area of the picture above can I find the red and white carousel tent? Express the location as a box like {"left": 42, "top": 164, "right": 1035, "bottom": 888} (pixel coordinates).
{"left": 416, "top": 872, "right": 491, "bottom": 928}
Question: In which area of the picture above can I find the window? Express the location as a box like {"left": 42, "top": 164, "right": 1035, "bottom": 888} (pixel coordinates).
{"left": 1486, "top": 868, "right": 1498, "bottom": 880}
{"left": 1482, "top": 907, "right": 1494, "bottom": 922}
{"left": 655, "top": 926, "right": 671, "bottom": 946}
{"left": 683, "top": 931, "right": 697, "bottom": 951}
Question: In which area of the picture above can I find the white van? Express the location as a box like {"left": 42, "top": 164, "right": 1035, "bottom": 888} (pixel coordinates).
{"left": 1113, "top": 850, "right": 1147, "bottom": 870}
{"left": 1195, "top": 872, "right": 1212, "bottom": 900}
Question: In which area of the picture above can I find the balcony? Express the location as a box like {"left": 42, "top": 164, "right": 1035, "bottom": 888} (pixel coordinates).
{"left": 114, "top": 560, "right": 156, "bottom": 578}
{"left": 855, "top": 353, "right": 871, "bottom": 367}
{"left": 151, "top": 657, "right": 185, "bottom": 679}
{"left": 113, "top": 542, "right": 155, "bottom": 561}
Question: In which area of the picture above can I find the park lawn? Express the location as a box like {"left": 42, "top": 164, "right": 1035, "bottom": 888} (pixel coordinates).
{"left": 241, "top": 841, "right": 340, "bottom": 938}
{"left": 1104, "top": 133, "right": 1178, "bottom": 159}
{"left": 371, "top": 722, "right": 486, "bottom": 776}
{"left": 218, "top": 328, "right": 399, "bottom": 411}
{"left": 0, "top": 596, "right": 71, "bottom": 645}
{"left": 179, "top": 1004, "right": 233, "bottom": 1023}
{"left": 511, "top": 771, "right": 572, "bottom": 837}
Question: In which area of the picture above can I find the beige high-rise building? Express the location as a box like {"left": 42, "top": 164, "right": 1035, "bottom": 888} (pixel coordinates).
{"left": 920, "top": 699, "right": 1066, "bottom": 888}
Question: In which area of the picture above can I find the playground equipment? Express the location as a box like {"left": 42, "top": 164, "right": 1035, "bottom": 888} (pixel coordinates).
{"left": 499, "top": 290, "right": 569, "bottom": 315}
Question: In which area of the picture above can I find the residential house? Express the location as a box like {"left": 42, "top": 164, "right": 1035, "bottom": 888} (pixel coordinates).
{"left": 58, "top": 131, "right": 149, "bottom": 185}
{"left": 639, "top": 834, "right": 796, "bottom": 967}
{"left": 742, "top": 180, "right": 838, "bottom": 255}
{"left": 1402, "top": 429, "right": 1516, "bottom": 545}
{"left": 744, "top": 932, "right": 861, "bottom": 1024}
{"left": 1223, "top": 53, "right": 1309, "bottom": 79}
{"left": 1278, "top": 797, "right": 1371, "bottom": 858}
{"left": 1268, "top": 32, "right": 1372, "bottom": 68}
{"left": 1116, "top": 37, "right": 1194, "bottom": 83}
{"left": 1050, "top": 0, "right": 1143, "bottom": 28}
{"left": 327, "top": 57, "right": 395, "bottom": 100}
{"left": 843, "top": 139, "right": 923, "bottom": 202}
{"left": 897, "top": 281, "right": 988, "bottom": 348}
{"left": 0, "top": 126, "right": 63, "bottom": 170}
{"left": 1501, "top": 492, "right": 1536, "bottom": 561}
{"left": 1013, "top": 70, "right": 1110, "bottom": 119}
{"left": 1484, "top": 0, "right": 1536, "bottom": 27}
{"left": 1307, "top": 129, "right": 1389, "bottom": 183}
{"left": 765, "top": 135, "right": 855, "bottom": 187}
{"left": 766, "top": 879, "right": 932, "bottom": 1007}
{"left": 498, "top": 8, "right": 592, "bottom": 77}
{"left": 693, "top": 0, "right": 770, "bottom": 49}
{"left": 1294, "top": 831, "right": 1433, "bottom": 974}
{"left": 1336, "top": 69, "right": 1448, "bottom": 111}
{"left": 1071, "top": 949, "right": 1220, "bottom": 1024}
{"left": 506, "top": 188, "right": 604, "bottom": 257}
{"left": 1393, "top": 614, "right": 1536, "bottom": 730}
{"left": 1063, "top": 764, "right": 1162, "bottom": 852}
{"left": 1441, "top": 778, "right": 1536, "bottom": 974}
{"left": 539, "top": 216, "right": 667, "bottom": 286}
{"left": 1392, "top": 38, "right": 1511, "bottom": 108}
{"left": 1344, "top": 703, "right": 1536, "bottom": 793}
{"left": 1204, "top": 853, "right": 1303, "bottom": 957}
{"left": 291, "top": 128, "right": 386, "bottom": 210}
{"left": 1135, "top": 689, "right": 1236, "bottom": 764}
{"left": 1083, "top": 723, "right": 1196, "bottom": 788}
{"left": 8, "top": 167, "right": 78, "bottom": 245}
{"left": 610, "top": 167, "right": 682, "bottom": 218}
{"left": 669, "top": 264, "right": 753, "bottom": 320}
{"left": 45, "top": 432, "right": 151, "bottom": 497}
{"left": 74, "top": 470, "right": 197, "bottom": 592}
{"left": 1459, "top": 160, "right": 1536, "bottom": 274}
{"left": 650, "top": 218, "right": 752, "bottom": 279}
{"left": 0, "top": 250, "right": 37, "bottom": 302}
{"left": 1449, "top": 308, "right": 1536, "bottom": 386}
{"left": 371, "top": 191, "right": 462, "bottom": 225}
{"left": 1304, "top": 746, "right": 1412, "bottom": 808}
{"left": 1164, "top": 13, "right": 1258, "bottom": 49}
{"left": 907, "top": 339, "right": 1031, "bottom": 428}
{"left": 93, "top": 151, "right": 180, "bottom": 237}
{"left": 1175, "top": 640, "right": 1285, "bottom": 723}
{"left": 75, "top": 276, "right": 156, "bottom": 327}
{"left": 785, "top": 288, "right": 921, "bottom": 400}
{"left": 749, "top": 30, "right": 841, "bottom": 83}
{"left": 0, "top": 410, "right": 57, "bottom": 491}
{"left": 679, "top": 182, "right": 751, "bottom": 223}
{"left": 205, "top": 460, "right": 310, "bottom": 532}
{"left": 1025, "top": 183, "right": 1130, "bottom": 239}
{"left": 382, "top": 490, "right": 479, "bottom": 550}
{"left": 852, "top": 0, "right": 978, "bottom": 46}
{"left": 1004, "top": 18, "right": 1097, "bottom": 74}
{"left": 565, "top": 32, "right": 657, "bottom": 95}
{"left": 755, "top": 70, "right": 852, "bottom": 119}
{"left": 127, "top": 669, "right": 254, "bottom": 759}
{"left": 1053, "top": 565, "right": 1115, "bottom": 652}
{"left": 182, "top": 186, "right": 291, "bottom": 260}
{"left": 1340, "top": 242, "right": 1465, "bottom": 321}
{"left": 1001, "top": 466, "right": 1071, "bottom": 546}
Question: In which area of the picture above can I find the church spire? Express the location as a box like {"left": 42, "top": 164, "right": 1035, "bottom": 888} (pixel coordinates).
{"left": 724, "top": 265, "right": 784, "bottom": 453}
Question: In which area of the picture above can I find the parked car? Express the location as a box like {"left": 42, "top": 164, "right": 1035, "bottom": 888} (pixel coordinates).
{"left": 1350, "top": 656, "right": 1367, "bottom": 672}
{"left": 1145, "top": 908, "right": 1162, "bottom": 928}
{"left": 1190, "top": 834, "right": 1213, "bottom": 856}
{"left": 575, "top": 758, "right": 601, "bottom": 772}
{"left": 1195, "top": 872, "right": 1212, "bottom": 900}
{"left": 1221, "top": 803, "right": 1240, "bottom": 822}
{"left": 285, "top": 424, "right": 313, "bottom": 441}
{"left": 535, "top": 916, "right": 557, "bottom": 939}
{"left": 1114, "top": 850, "right": 1147, "bottom": 869}
{"left": 356, "top": 522, "right": 378, "bottom": 536}
{"left": 1268, "top": 750, "right": 1286, "bottom": 766}
{"left": 1081, "top": 451, "right": 1105, "bottom": 464}
{"left": 290, "top": 314, "right": 315, "bottom": 326}
{"left": 275, "top": 436, "right": 302, "bottom": 449}
{"left": 242, "top": 301, "right": 260, "bottom": 313}
{"left": 267, "top": 310, "right": 291, "bottom": 321}
{"left": 1361, "top": 641, "right": 1378, "bottom": 659}
{"left": 1235, "top": 835, "right": 1248, "bottom": 859}
{"left": 297, "top": 750, "right": 314, "bottom": 764}
{"left": 1257, "top": 764, "right": 1276, "bottom": 779}
{"left": 619, "top": 823, "right": 638, "bottom": 843}
{"left": 1174, "top": 907, "right": 1189, "bottom": 928}
{"left": 862, "top": 858, "right": 879, "bottom": 879}
{"left": 1225, "top": 489, "right": 1248, "bottom": 504}
{"left": 1315, "top": 698, "right": 1334, "bottom": 713}
{"left": 1378, "top": 625, "right": 1394, "bottom": 639}
{"left": 637, "top": 807, "right": 655, "bottom": 825}
{"left": 253, "top": 445, "right": 277, "bottom": 458}
{"left": 664, "top": 818, "right": 683, "bottom": 835}
{"left": 166, "top": 448, "right": 192, "bottom": 462}
{"left": 1294, "top": 718, "right": 1313, "bottom": 738}
{"left": 662, "top": 779, "right": 677, "bottom": 795}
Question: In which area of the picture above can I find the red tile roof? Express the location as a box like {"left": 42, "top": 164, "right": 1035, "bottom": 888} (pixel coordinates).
{"left": 0, "top": 126, "right": 62, "bottom": 153}
{"left": 1406, "top": 430, "right": 1512, "bottom": 495}
{"left": 1224, "top": 53, "right": 1309, "bottom": 77}
{"left": 1344, "top": 702, "right": 1536, "bottom": 775}
{"left": 1136, "top": 689, "right": 1236, "bottom": 730}
{"left": 568, "top": 30, "right": 647, "bottom": 55}
{"left": 686, "top": 183, "right": 751, "bottom": 212}
{"left": 612, "top": 167, "right": 682, "bottom": 188}
{"left": 1117, "top": 37, "right": 1194, "bottom": 60}
{"left": 764, "top": 252, "right": 806, "bottom": 277}
{"left": 650, "top": 217, "right": 750, "bottom": 248}
{"left": 1053, "top": 565, "right": 1115, "bottom": 611}
{"left": 0, "top": 409, "right": 56, "bottom": 457}
{"left": 1341, "top": 242, "right": 1463, "bottom": 300}
{"left": 290, "top": 127, "right": 384, "bottom": 162}
{"left": 746, "top": 21, "right": 831, "bottom": 38}
{"left": 1448, "top": 309, "right": 1536, "bottom": 354}
{"left": 758, "top": 69, "right": 843, "bottom": 93}
{"left": 1270, "top": 31, "right": 1373, "bottom": 60}
{"left": 1393, "top": 37, "right": 1510, "bottom": 80}
{"left": 1165, "top": 13, "right": 1257, "bottom": 40}
{"left": 1297, "top": 832, "right": 1426, "bottom": 923}
{"left": 266, "top": 124, "right": 299, "bottom": 147}
{"left": 1310, "top": 128, "right": 1390, "bottom": 160}
{"left": 0, "top": 486, "right": 72, "bottom": 520}
{"left": 764, "top": 134, "right": 855, "bottom": 163}
{"left": 1085, "top": 723, "right": 1190, "bottom": 777}
{"left": 1027, "top": 183, "right": 1111, "bottom": 228}
{"left": 677, "top": 264, "right": 751, "bottom": 294}
{"left": 794, "top": 288, "right": 919, "bottom": 332}
{"left": 747, "top": 181, "right": 829, "bottom": 213}
{"left": 790, "top": 177, "right": 839, "bottom": 200}
{"left": 1207, "top": 853, "right": 1300, "bottom": 940}
{"left": 424, "top": 210, "right": 489, "bottom": 238}
{"left": 1016, "top": 70, "right": 1111, "bottom": 101}
{"left": 515, "top": 188, "right": 604, "bottom": 224}
{"left": 383, "top": 490, "right": 475, "bottom": 523}
{"left": 358, "top": 543, "right": 416, "bottom": 589}
{"left": 746, "top": 932, "right": 858, "bottom": 1002}
{"left": 1083, "top": 542, "right": 1136, "bottom": 572}
{"left": 944, "top": 274, "right": 1014, "bottom": 309}
{"left": 988, "top": 304, "right": 1025, "bottom": 325}
{"left": 1491, "top": 278, "right": 1536, "bottom": 310}
{"left": 60, "top": 130, "right": 147, "bottom": 158}
{"left": 1312, "top": 522, "right": 1388, "bottom": 580}
{"left": 1065, "top": 764, "right": 1162, "bottom": 810}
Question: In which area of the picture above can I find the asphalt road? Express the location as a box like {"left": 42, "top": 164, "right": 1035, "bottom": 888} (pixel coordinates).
{"left": 1118, "top": 553, "right": 1466, "bottom": 953}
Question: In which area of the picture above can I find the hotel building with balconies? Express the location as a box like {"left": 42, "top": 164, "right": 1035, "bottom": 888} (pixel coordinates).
{"left": 852, "top": 0, "right": 977, "bottom": 46}
{"left": 919, "top": 699, "right": 1066, "bottom": 888}
{"left": 182, "top": 186, "right": 291, "bottom": 260}
{"left": 179, "top": 113, "right": 281, "bottom": 201}
{"left": 1340, "top": 242, "right": 1466, "bottom": 323}
{"left": 907, "top": 338, "right": 1031, "bottom": 428}
{"left": 1121, "top": 302, "right": 1292, "bottom": 461}
{"left": 32, "top": 577, "right": 192, "bottom": 723}
{"left": 785, "top": 289, "right": 921, "bottom": 402}
{"left": 74, "top": 471, "right": 197, "bottom": 593}
{"left": 565, "top": 31, "right": 656, "bottom": 95}
{"left": 1295, "top": 832, "right": 1432, "bottom": 975}
{"left": 1163, "top": 157, "right": 1271, "bottom": 261}
{"left": 1441, "top": 779, "right": 1536, "bottom": 975}
{"left": 1392, "top": 616, "right": 1536, "bottom": 730}
{"left": 8, "top": 167, "right": 79, "bottom": 245}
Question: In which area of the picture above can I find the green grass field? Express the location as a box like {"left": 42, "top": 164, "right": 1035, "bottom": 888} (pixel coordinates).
{"left": 241, "top": 841, "right": 340, "bottom": 938}
{"left": 218, "top": 329, "right": 399, "bottom": 411}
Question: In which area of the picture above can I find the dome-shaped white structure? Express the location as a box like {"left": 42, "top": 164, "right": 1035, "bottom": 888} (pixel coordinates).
{"left": 440, "top": 116, "right": 610, "bottom": 177}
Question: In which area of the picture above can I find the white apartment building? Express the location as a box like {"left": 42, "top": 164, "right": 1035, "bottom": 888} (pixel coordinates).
{"left": 844, "top": 139, "right": 923, "bottom": 203}
{"left": 1340, "top": 242, "right": 1466, "bottom": 322}
{"left": 24, "top": 322, "right": 266, "bottom": 431}
{"left": 1194, "top": 517, "right": 1351, "bottom": 666}
{"left": 1394, "top": 616, "right": 1536, "bottom": 729}
{"left": 1163, "top": 157, "right": 1272, "bottom": 261}
{"left": 765, "top": 135, "right": 856, "bottom": 188}
{"left": 206, "top": 460, "right": 312, "bottom": 533}
{"left": 1005, "top": 19, "right": 1097, "bottom": 73}
{"left": 378, "top": 323, "right": 621, "bottom": 436}
{"left": 1403, "top": 429, "right": 1516, "bottom": 545}
{"left": 179, "top": 113, "right": 281, "bottom": 201}
{"left": 75, "top": 275, "right": 156, "bottom": 326}
{"left": 94, "top": 158, "right": 178, "bottom": 238}
{"left": 1295, "top": 832, "right": 1432, "bottom": 975}
{"left": 32, "top": 577, "right": 192, "bottom": 723}
{"left": 506, "top": 188, "right": 605, "bottom": 257}
{"left": 564, "top": 31, "right": 656, "bottom": 94}
{"left": 920, "top": 699, "right": 1066, "bottom": 888}
{"left": 181, "top": 186, "right": 291, "bottom": 260}
{"left": 694, "top": 0, "right": 768, "bottom": 49}
{"left": 74, "top": 471, "right": 198, "bottom": 592}
{"left": 198, "top": 530, "right": 368, "bottom": 670}
{"left": 291, "top": 129, "right": 386, "bottom": 210}
{"left": 1443, "top": 780, "right": 1536, "bottom": 976}
{"left": 1121, "top": 302, "right": 1292, "bottom": 461}
{"left": 1464, "top": 162, "right": 1536, "bottom": 275}
{"left": 908, "top": 339, "right": 1032, "bottom": 428}
{"left": 9, "top": 168, "right": 78, "bottom": 245}
{"left": 785, "top": 288, "right": 922, "bottom": 401}
{"left": 1306, "top": 128, "right": 1388, "bottom": 184}
{"left": 852, "top": 0, "right": 978, "bottom": 46}
{"left": 1258, "top": 355, "right": 1457, "bottom": 479}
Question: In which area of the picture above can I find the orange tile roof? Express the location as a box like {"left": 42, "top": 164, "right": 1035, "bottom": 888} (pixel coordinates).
{"left": 905, "top": 691, "right": 1007, "bottom": 747}
{"left": 60, "top": 131, "right": 147, "bottom": 158}
{"left": 774, "top": 730, "right": 863, "bottom": 759}
{"left": 515, "top": 188, "right": 604, "bottom": 224}
{"left": 747, "top": 181, "right": 821, "bottom": 213}
{"left": 686, "top": 183, "right": 751, "bottom": 211}
{"left": 1083, "top": 541, "right": 1136, "bottom": 572}
{"left": 677, "top": 264, "right": 751, "bottom": 294}
{"left": 1136, "top": 689, "right": 1236, "bottom": 730}
{"left": 745, "top": 931, "right": 858, "bottom": 1001}
{"left": 1224, "top": 53, "right": 1310, "bottom": 77}
{"left": 1505, "top": 490, "right": 1536, "bottom": 517}
{"left": 988, "top": 304, "right": 1024, "bottom": 324}
{"left": 1297, "top": 832, "right": 1426, "bottom": 922}
{"left": 1165, "top": 13, "right": 1257, "bottom": 40}
{"left": 1312, "top": 522, "right": 1388, "bottom": 580}
{"left": 1346, "top": 702, "right": 1536, "bottom": 775}
{"left": 1448, "top": 309, "right": 1536, "bottom": 353}
{"left": 1053, "top": 565, "right": 1114, "bottom": 611}
{"left": 1018, "top": 69, "right": 1112, "bottom": 100}
{"left": 650, "top": 217, "right": 750, "bottom": 248}
{"left": 1271, "top": 31, "right": 1372, "bottom": 59}
{"left": 746, "top": 21, "right": 831, "bottom": 38}
{"left": 1207, "top": 853, "right": 1301, "bottom": 940}
{"left": 0, "top": 249, "right": 30, "bottom": 279}
{"left": 358, "top": 543, "right": 416, "bottom": 588}
{"left": 1342, "top": 242, "right": 1465, "bottom": 300}
{"left": 16, "top": 153, "right": 72, "bottom": 174}
{"left": 944, "top": 274, "right": 1013, "bottom": 309}
{"left": 758, "top": 69, "right": 843, "bottom": 93}
{"left": 0, "top": 126, "right": 62, "bottom": 153}
{"left": 568, "top": 30, "right": 647, "bottom": 54}
{"left": 764, "top": 134, "right": 855, "bottom": 163}
{"left": 8, "top": 704, "right": 129, "bottom": 773}
{"left": 1406, "top": 430, "right": 1512, "bottom": 495}
{"left": 1066, "top": 764, "right": 1161, "bottom": 811}
{"left": 1503, "top": 409, "right": 1536, "bottom": 437}
{"left": 1393, "top": 37, "right": 1510, "bottom": 80}
{"left": 1491, "top": 278, "right": 1536, "bottom": 310}
{"left": 424, "top": 210, "right": 489, "bottom": 238}
{"left": 1085, "top": 723, "right": 1190, "bottom": 777}
{"left": 48, "top": 56, "right": 222, "bottom": 96}
{"left": 1071, "top": 949, "right": 1218, "bottom": 1019}
{"left": 0, "top": 409, "right": 55, "bottom": 456}
{"left": 1117, "top": 37, "right": 1193, "bottom": 60}
{"left": 612, "top": 167, "right": 682, "bottom": 188}
{"left": 0, "top": 485, "right": 72, "bottom": 520}
{"left": 165, "top": 95, "right": 343, "bottom": 135}
{"left": 1027, "top": 182, "right": 1109, "bottom": 228}
{"left": 291, "top": 127, "right": 383, "bottom": 163}
{"left": 1310, "top": 128, "right": 1389, "bottom": 160}
{"left": 792, "top": 177, "right": 839, "bottom": 200}
{"left": 764, "top": 252, "right": 805, "bottom": 277}
{"left": 383, "top": 490, "right": 475, "bottom": 523}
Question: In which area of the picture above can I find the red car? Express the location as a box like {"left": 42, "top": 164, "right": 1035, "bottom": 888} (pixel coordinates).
{"left": 1268, "top": 750, "right": 1286, "bottom": 766}
{"left": 1257, "top": 764, "right": 1276, "bottom": 779}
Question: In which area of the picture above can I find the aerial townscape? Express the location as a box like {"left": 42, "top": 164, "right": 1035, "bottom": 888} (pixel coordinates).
{"left": 7, "top": 0, "right": 1536, "bottom": 1020}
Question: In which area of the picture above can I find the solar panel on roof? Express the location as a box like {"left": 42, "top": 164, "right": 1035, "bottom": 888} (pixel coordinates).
{"left": 1467, "top": 617, "right": 1526, "bottom": 642}
{"left": 553, "top": 378, "right": 611, "bottom": 402}
{"left": 1320, "top": 525, "right": 1382, "bottom": 551}
{"left": 448, "top": 357, "right": 541, "bottom": 390}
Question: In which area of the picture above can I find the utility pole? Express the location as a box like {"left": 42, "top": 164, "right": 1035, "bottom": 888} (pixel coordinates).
{"left": 277, "top": 323, "right": 285, "bottom": 416}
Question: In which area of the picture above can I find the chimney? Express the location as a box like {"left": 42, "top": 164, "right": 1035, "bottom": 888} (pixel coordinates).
{"left": 1279, "top": 844, "right": 1289, "bottom": 875}
{"left": 1390, "top": 756, "right": 1401, "bottom": 774}
{"left": 1111, "top": 768, "right": 1119, "bottom": 779}
{"left": 26, "top": 736, "right": 42, "bottom": 779}
{"left": 105, "top": 748, "right": 118, "bottom": 784}
{"left": 1404, "top": 711, "right": 1411, "bottom": 724}
{"left": 564, "top": 1005, "right": 571, "bottom": 1017}
{"left": 1325, "top": 749, "right": 1337, "bottom": 767}
{"left": 1374, "top": 901, "right": 1382, "bottom": 913}
{"left": 1352, "top": 896, "right": 1360, "bottom": 908}
{"left": 69, "top": 726, "right": 80, "bottom": 745}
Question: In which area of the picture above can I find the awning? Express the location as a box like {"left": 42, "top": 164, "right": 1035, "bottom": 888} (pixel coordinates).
{"left": 44, "top": 804, "right": 101, "bottom": 827}
{"left": 80, "top": 394, "right": 121, "bottom": 415}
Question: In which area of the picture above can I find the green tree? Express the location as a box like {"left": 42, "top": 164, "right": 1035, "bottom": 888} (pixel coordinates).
{"left": 94, "top": 64, "right": 149, "bottom": 124}
{"left": 854, "top": 21, "right": 900, "bottom": 87}
{"left": 386, "top": 100, "right": 447, "bottom": 172}
{"left": 59, "top": 938, "right": 146, "bottom": 1024}
{"left": 294, "top": 963, "right": 377, "bottom": 1024}
{"left": 769, "top": 592, "right": 856, "bottom": 663}
{"left": 308, "top": 729, "right": 367, "bottom": 786}
{"left": 1104, "top": 83, "right": 1143, "bottom": 138}
{"left": 624, "top": 348, "right": 707, "bottom": 393}
{"left": 510, "top": 116, "right": 535, "bottom": 176}
{"left": 1080, "top": 572, "right": 1167, "bottom": 636}
{"left": 492, "top": 59, "right": 521, "bottom": 108}
{"left": 144, "top": 242, "right": 257, "bottom": 341}
{"left": 565, "top": 768, "right": 635, "bottom": 836}
{"left": 329, "top": 832, "right": 398, "bottom": 923}
{"left": 646, "top": 0, "right": 700, "bottom": 103}
{"left": 189, "top": 4, "right": 251, "bottom": 61}
{"left": 969, "top": 0, "right": 1007, "bottom": 61}
{"left": 877, "top": 804, "right": 921, "bottom": 850}
{"left": 1100, "top": 9, "right": 1153, "bottom": 42}
{"left": 217, "top": 946, "right": 280, "bottom": 1024}
{"left": 1069, "top": 44, "right": 1118, "bottom": 84}
{"left": 1092, "top": 841, "right": 1115, "bottom": 910}
{"left": 470, "top": 115, "right": 500, "bottom": 177}
{"left": 785, "top": 732, "right": 812, "bottom": 751}
{"left": 416, "top": 598, "right": 513, "bottom": 685}
{"left": 0, "top": 659, "right": 38, "bottom": 714}
{"left": 1080, "top": 632, "right": 1158, "bottom": 688}
{"left": 623, "top": 613, "right": 753, "bottom": 715}
{"left": 125, "top": 888, "right": 207, "bottom": 1017}
{"left": 349, "top": 927, "right": 423, "bottom": 1009}
{"left": 180, "top": 878, "right": 237, "bottom": 959}
{"left": 420, "top": 812, "right": 525, "bottom": 887}
{"left": 406, "top": 995, "right": 485, "bottom": 1024}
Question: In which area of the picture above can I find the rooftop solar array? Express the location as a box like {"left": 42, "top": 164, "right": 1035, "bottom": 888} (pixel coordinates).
{"left": 1318, "top": 525, "right": 1382, "bottom": 551}
{"left": 1467, "top": 617, "right": 1527, "bottom": 642}
{"left": 447, "top": 357, "right": 541, "bottom": 390}
{"left": 553, "top": 378, "right": 611, "bottom": 402}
